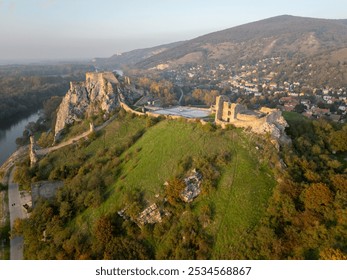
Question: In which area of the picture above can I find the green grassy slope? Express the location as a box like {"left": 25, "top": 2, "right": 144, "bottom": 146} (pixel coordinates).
{"left": 88, "top": 119, "right": 274, "bottom": 257}
{"left": 37, "top": 114, "right": 276, "bottom": 258}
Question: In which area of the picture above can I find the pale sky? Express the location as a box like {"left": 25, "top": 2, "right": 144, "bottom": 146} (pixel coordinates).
{"left": 0, "top": 0, "right": 346, "bottom": 62}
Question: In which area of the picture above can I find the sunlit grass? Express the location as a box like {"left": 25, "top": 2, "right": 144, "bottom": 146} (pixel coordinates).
{"left": 42, "top": 114, "right": 276, "bottom": 257}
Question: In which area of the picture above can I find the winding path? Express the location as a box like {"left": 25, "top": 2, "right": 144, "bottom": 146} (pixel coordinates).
{"left": 36, "top": 115, "right": 116, "bottom": 156}
{"left": 178, "top": 87, "right": 184, "bottom": 105}
{"left": 36, "top": 130, "right": 91, "bottom": 156}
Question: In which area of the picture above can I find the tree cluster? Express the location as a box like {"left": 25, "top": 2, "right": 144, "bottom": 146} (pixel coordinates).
{"left": 234, "top": 117, "right": 347, "bottom": 259}
{"left": 0, "top": 64, "right": 92, "bottom": 123}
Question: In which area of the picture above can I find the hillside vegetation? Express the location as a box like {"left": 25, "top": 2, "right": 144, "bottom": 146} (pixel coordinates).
{"left": 13, "top": 110, "right": 347, "bottom": 259}
{"left": 15, "top": 111, "right": 277, "bottom": 259}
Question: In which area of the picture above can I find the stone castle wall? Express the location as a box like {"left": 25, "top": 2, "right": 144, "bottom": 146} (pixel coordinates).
{"left": 215, "top": 95, "right": 229, "bottom": 121}
{"left": 235, "top": 111, "right": 263, "bottom": 122}
{"left": 86, "top": 72, "right": 119, "bottom": 85}
{"left": 216, "top": 96, "right": 249, "bottom": 123}
{"left": 215, "top": 95, "right": 289, "bottom": 143}
{"left": 119, "top": 101, "right": 145, "bottom": 116}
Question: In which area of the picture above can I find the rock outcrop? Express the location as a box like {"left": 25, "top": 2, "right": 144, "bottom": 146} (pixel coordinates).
{"left": 54, "top": 72, "right": 119, "bottom": 141}
{"left": 181, "top": 169, "right": 203, "bottom": 203}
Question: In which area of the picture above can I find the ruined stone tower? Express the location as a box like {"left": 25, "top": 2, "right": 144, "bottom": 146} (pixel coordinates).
{"left": 29, "top": 135, "right": 38, "bottom": 166}
{"left": 215, "top": 95, "right": 230, "bottom": 122}
{"left": 215, "top": 95, "right": 246, "bottom": 123}
{"left": 89, "top": 122, "right": 95, "bottom": 133}
{"left": 214, "top": 95, "right": 290, "bottom": 145}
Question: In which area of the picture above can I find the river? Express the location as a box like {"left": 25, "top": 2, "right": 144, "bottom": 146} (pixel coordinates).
{"left": 0, "top": 111, "right": 40, "bottom": 166}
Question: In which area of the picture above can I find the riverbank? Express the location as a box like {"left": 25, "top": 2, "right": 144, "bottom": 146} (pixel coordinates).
{"left": 0, "top": 145, "right": 29, "bottom": 184}
{"left": 0, "top": 111, "right": 40, "bottom": 166}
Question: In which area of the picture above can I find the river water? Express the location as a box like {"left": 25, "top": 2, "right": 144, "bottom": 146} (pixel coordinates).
{"left": 0, "top": 111, "right": 40, "bottom": 166}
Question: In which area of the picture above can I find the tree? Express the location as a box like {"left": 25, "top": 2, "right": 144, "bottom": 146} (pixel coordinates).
{"left": 0, "top": 182, "right": 6, "bottom": 191}
{"left": 150, "top": 82, "right": 160, "bottom": 95}
{"left": 138, "top": 77, "right": 151, "bottom": 89}
{"left": 329, "top": 174, "right": 347, "bottom": 192}
{"left": 94, "top": 216, "right": 114, "bottom": 244}
{"left": 301, "top": 183, "right": 333, "bottom": 211}
{"left": 59, "top": 201, "right": 73, "bottom": 219}
{"left": 294, "top": 104, "right": 306, "bottom": 113}
{"left": 319, "top": 248, "right": 347, "bottom": 260}
{"left": 103, "top": 237, "right": 153, "bottom": 260}
{"left": 204, "top": 90, "right": 219, "bottom": 105}
{"left": 13, "top": 164, "right": 32, "bottom": 190}
{"left": 329, "top": 126, "right": 347, "bottom": 152}
{"left": 192, "top": 89, "right": 204, "bottom": 103}
{"left": 165, "top": 177, "right": 186, "bottom": 206}
{"left": 123, "top": 189, "right": 145, "bottom": 220}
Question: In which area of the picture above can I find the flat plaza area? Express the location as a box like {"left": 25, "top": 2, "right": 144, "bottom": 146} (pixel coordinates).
{"left": 151, "top": 106, "right": 211, "bottom": 118}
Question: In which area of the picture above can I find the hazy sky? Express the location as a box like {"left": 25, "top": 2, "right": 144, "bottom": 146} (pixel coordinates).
{"left": 0, "top": 0, "right": 346, "bottom": 61}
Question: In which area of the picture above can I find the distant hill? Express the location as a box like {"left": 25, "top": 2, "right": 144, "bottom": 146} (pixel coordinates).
{"left": 135, "top": 15, "right": 347, "bottom": 67}
{"left": 93, "top": 41, "right": 184, "bottom": 69}
{"left": 96, "top": 15, "right": 347, "bottom": 86}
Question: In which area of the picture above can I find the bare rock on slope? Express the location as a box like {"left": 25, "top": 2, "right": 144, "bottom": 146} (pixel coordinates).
{"left": 54, "top": 72, "right": 119, "bottom": 141}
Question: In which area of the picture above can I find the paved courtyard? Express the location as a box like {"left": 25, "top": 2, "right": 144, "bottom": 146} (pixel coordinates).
{"left": 151, "top": 106, "right": 211, "bottom": 118}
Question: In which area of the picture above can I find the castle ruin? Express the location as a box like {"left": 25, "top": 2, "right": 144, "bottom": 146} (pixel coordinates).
{"left": 29, "top": 135, "right": 38, "bottom": 167}
{"left": 215, "top": 95, "right": 290, "bottom": 144}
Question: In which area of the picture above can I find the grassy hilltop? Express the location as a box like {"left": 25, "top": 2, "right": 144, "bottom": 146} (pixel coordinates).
{"left": 16, "top": 111, "right": 277, "bottom": 259}
{"left": 15, "top": 110, "right": 347, "bottom": 259}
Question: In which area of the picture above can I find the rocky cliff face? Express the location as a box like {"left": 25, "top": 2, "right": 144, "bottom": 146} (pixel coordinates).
{"left": 254, "top": 108, "right": 291, "bottom": 146}
{"left": 54, "top": 72, "right": 119, "bottom": 140}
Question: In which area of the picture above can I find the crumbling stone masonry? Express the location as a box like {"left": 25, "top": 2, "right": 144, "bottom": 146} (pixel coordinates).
{"left": 214, "top": 95, "right": 290, "bottom": 145}
{"left": 180, "top": 169, "right": 203, "bottom": 203}
{"left": 29, "top": 135, "right": 38, "bottom": 167}
{"left": 137, "top": 203, "right": 162, "bottom": 225}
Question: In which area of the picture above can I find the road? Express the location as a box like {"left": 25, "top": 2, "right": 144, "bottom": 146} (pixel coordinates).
{"left": 8, "top": 167, "right": 25, "bottom": 260}
{"left": 178, "top": 88, "right": 184, "bottom": 105}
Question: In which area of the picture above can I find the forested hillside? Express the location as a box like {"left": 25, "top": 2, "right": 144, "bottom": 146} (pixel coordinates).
{"left": 236, "top": 113, "right": 347, "bottom": 259}
{"left": 0, "top": 64, "right": 93, "bottom": 122}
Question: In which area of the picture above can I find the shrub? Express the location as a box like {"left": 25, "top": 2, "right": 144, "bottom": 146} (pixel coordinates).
{"left": 0, "top": 183, "right": 7, "bottom": 191}
{"left": 37, "top": 132, "right": 54, "bottom": 148}
{"left": 201, "top": 122, "right": 216, "bottom": 132}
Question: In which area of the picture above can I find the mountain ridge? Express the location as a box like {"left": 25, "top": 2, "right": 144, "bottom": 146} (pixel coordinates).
{"left": 93, "top": 41, "right": 185, "bottom": 69}
{"left": 134, "top": 15, "right": 347, "bottom": 68}
{"left": 95, "top": 15, "right": 347, "bottom": 86}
